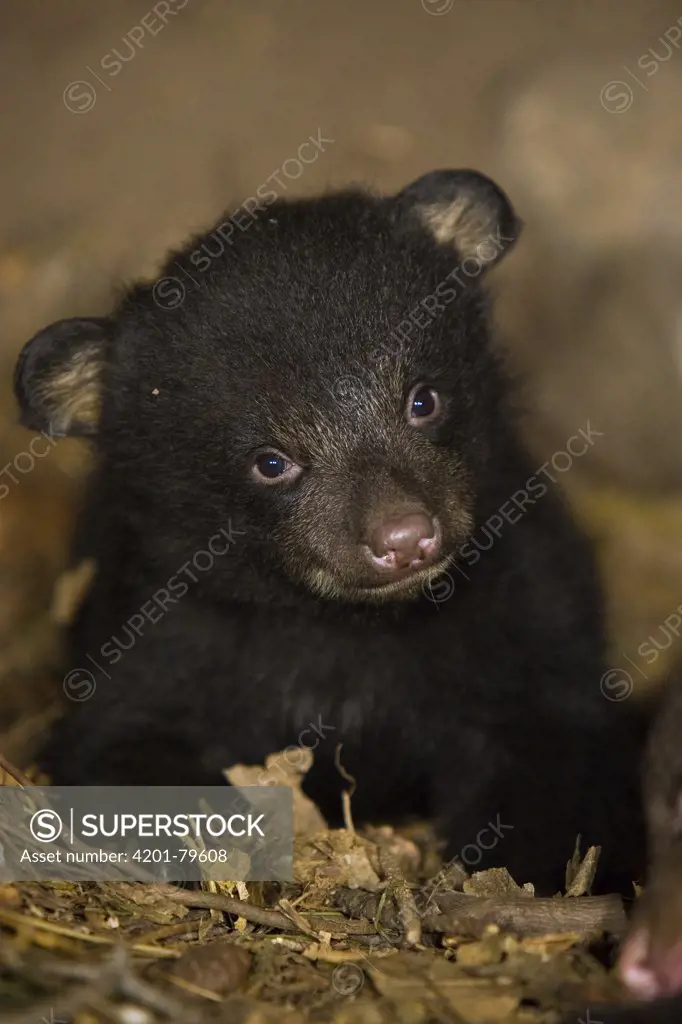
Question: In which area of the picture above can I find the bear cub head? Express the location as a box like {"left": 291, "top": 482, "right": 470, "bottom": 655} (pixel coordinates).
{"left": 15, "top": 170, "right": 520, "bottom": 605}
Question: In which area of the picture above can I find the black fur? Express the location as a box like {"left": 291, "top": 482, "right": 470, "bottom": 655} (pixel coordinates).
{"left": 15, "top": 172, "right": 645, "bottom": 894}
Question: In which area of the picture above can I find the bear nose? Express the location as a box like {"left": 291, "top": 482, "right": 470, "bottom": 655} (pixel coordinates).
{"left": 367, "top": 513, "right": 440, "bottom": 573}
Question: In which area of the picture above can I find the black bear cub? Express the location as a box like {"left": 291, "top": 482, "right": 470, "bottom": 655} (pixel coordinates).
{"left": 15, "top": 170, "right": 644, "bottom": 894}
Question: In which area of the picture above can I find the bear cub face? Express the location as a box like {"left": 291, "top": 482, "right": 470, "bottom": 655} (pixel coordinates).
{"left": 15, "top": 170, "right": 520, "bottom": 605}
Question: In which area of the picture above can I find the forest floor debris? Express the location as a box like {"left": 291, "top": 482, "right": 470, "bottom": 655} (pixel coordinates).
{"left": 0, "top": 748, "right": 640, "bottom": 1024}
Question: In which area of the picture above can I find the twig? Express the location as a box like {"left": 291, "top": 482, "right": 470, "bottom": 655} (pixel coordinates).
{"left": 39, "top": 949, "right": 186, "bottom": 1016}
{"left": 162, "top": 888, "right": 297, "bottom": 930}
{"left": 5, "top": 947, "right": 191, "bottom": 1024}
{"left": 378, "top": 845, "right": 422, "bottom": 947}
{"left": 3, "top": 968, "right": 117, "bottom": 1024}
{"left": 160, "top": 887, "right": 371, "bottom": 935}
{"left": 158, "top": 970, "right": 224, "bottom": 1002}
{"left": 5, "top": 949, "right": 117, "bottom": 1024}
{"left": 0, "top": 750, "right": 34, "bottom": 787}
{"left": 0, "top": 906, "right": 181, "bottom": 957}
{"left": 334, "top": 743, "right": 356, "bottom": 834}
{"left": 425, "top": 891, "right": 628, "bottom": 938}
{"left": 133, "top": 920, "right": 200, "bottom": 945}
{"left": 279, "top": 897, "right": 320, "bottom": 938}
{"left": 118, "top": 966, "right": 188, "bottom": 1016}
{"left": 335, "top": 888, "right": 627, "bottom": 938}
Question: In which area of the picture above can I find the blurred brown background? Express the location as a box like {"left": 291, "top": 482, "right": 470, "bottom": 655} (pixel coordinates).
{"left": 2, "top": 0, "right": 682, "bottom": 765}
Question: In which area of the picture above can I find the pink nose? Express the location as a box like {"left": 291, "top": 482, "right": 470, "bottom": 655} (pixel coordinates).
{"left": 619, "top": 925, "right": 682, "bottom": 1001}
{"left": 367, "top": 513, "right": 439, "bottom": 574}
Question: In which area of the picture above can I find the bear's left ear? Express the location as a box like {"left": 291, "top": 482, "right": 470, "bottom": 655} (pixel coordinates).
{"left": 14, "top": 317, "right": 112, "bottom": 437}
{"left": 394, "top": 169, "right": 522, "bottom": 268}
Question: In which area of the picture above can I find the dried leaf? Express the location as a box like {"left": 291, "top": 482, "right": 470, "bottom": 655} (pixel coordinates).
{"left": 0, "top": 883, "right": 21, "bottom": 905}
{"left": 565, "top": 844, "right": 601, "bottom": 897}
{"left": 99, "top": 882, "right": 189, "bottom": 923}
{"left": 455, "top": 935, "right": 505, "bottom": 966}
{"left": 463, "top": 867, "right": 534, "bottom": 898}
{"left": 437, "top": 984, "right": 519, "bottom": 1023}
{"left": 169, "top": 941, "right": 252, "bottom": 994}
{"left": 295, "top": 830, "right": 381, "bottom": 893}
{"left": 225, "top": 747, "right": 327, "bottom": 836}
{"left": 368, "top": 952, "right": 521, "bottom": 1024}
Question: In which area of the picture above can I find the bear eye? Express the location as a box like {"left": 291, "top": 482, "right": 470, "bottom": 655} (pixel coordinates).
{"left": 407, "top": 385, "right": 441, "bottom": 424}
{"left": 252, "top": 450, "right": 301, "bottom": 485}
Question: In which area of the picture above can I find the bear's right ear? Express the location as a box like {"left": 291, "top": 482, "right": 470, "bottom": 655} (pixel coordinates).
{"left": 14, "top": 317, "right": 112, "bottom": 437}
